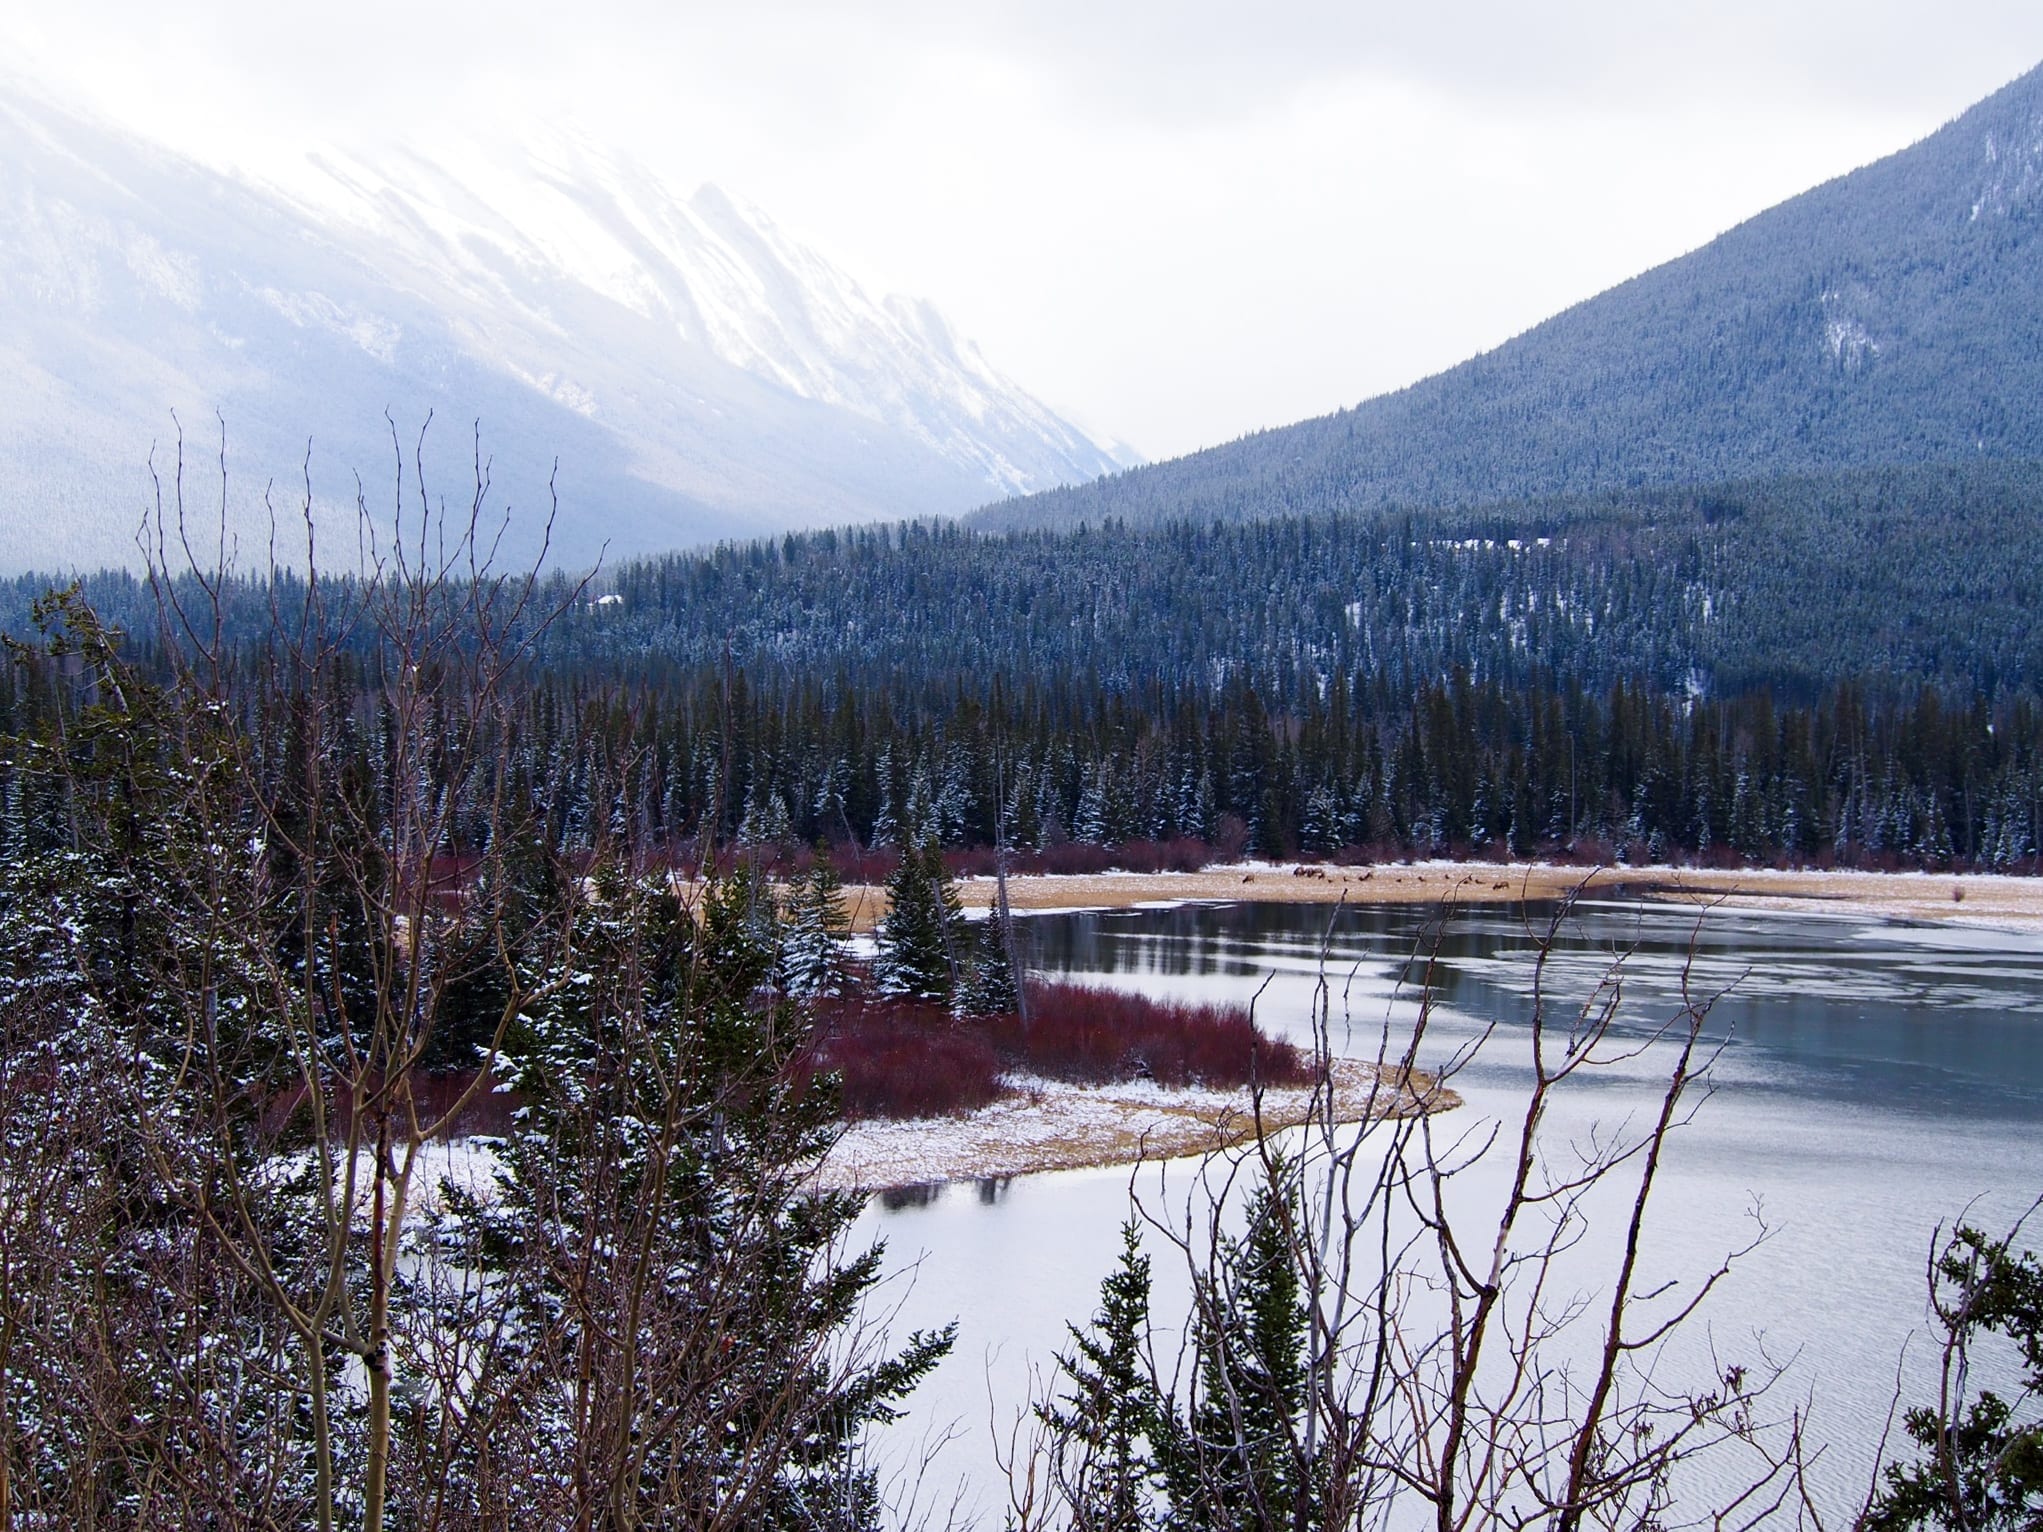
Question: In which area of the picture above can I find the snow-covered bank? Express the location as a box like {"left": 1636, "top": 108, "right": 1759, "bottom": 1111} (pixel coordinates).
{"left": 810, "top": 1058, "right": 1449, "bottom": 1192}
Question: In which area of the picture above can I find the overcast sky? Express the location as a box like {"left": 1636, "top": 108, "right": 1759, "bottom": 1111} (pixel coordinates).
{"left": 8, "top": 3, "right": 2043, "bottom": 460}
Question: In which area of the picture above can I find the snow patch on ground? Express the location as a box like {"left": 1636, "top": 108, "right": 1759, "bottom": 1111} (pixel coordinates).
{"left": 295, "top": 1063, "right": 1446, "bottom": 1209}
{"left": 811, "top": 1059, "right": 1439, "bottom": 1192}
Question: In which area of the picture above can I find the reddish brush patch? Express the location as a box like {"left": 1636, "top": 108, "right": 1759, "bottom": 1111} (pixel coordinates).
{"left": 798, "top": 999, "right": 1005, "bottom": 1120}
{"left": 408, "top": 1070, "right": 522, "bottom": 1138}
{"left": 260, "top": 1069, "right": 521, "bottom": 1143}
{"left": 992, "top": 981, "right": 1310, "bottom": 1090}
{"left": 794, "top": 982, "right": 1309, "bottom": 1120}
{"left": 939, "top": 836, "right": 1223, "bottom": 880}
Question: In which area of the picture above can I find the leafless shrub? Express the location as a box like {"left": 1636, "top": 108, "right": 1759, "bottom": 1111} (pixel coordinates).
{"left": 1019, "top": 885, "right": 1819, "bottom": 1531}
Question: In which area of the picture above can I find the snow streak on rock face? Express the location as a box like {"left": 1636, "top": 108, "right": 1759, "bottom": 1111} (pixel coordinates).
{"left": 1820, "top": 288, "right": 1882, "bottom": 374}
{"left": 0, "top": 78, "right": 1133, "bottom": 573}
{"left": 1971, "top": 116, "right": 2043, "bottom": 221}
{"left": 272, "top": 133, "right": 1135, "bottom": 500}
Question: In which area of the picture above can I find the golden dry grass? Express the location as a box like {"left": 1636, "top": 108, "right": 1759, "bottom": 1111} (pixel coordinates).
{"left": 818, "top": 861, "right": 2043, "bottom": 934}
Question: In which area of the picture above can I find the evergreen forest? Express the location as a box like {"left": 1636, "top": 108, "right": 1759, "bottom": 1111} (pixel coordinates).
{"left": 9, "top": 460, "right": 2043, "bottom": 873}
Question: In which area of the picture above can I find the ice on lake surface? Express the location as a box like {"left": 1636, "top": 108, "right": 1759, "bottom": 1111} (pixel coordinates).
{"left": 855, "top": 896, "right": 2043, "bottom": 1524}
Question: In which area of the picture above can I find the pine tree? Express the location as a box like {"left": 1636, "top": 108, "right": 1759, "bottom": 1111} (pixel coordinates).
{"left": 873, "top": 839, "right": 961, "bottom": 1004}
{"left": 870, "top": 746, "right": 899, "bottom": 847}
{"left": 1300, "top": 784, "right": 1342, "bottom": 855}
{"left": 705, "top": 855, "right": 783, "bottom": 987}
{"left": 1041, "top": 1220, "right": 1161, "bottom": 1531}
{"left": 780, "top": 847, "right": 852, "bottom": 1000}
{"left": 445, "top": 868, "right": 952, "bottom": 1526}
{"left": 1158, "top": 1168, "right": 1316, "bottom": 1529}
{"left": 957, "top": 915, "right": 1020, "bottom": 1017}
{"left": 1074, "top": 762, "right": 1110, "bottom": 846}
{"left": 1863, "top": 1226, "right": 2043, "bottom": 1532}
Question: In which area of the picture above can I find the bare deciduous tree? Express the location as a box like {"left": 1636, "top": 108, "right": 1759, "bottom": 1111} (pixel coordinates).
{"left": 1023, "top": 885, "right": 1815, "bottom": 1532}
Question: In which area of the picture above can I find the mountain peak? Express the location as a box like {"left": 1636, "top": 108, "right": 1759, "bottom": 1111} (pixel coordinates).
{"left": 0, "top": 86, "right": 1130, "bottom": 571}
{"left": 270, "top": 128, "right": 1131, "bottom": 492}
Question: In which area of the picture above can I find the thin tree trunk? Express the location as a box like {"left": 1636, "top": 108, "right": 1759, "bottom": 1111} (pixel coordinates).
{"left": 996, "top": 807, "right": 1027, "bottom": 1023}
{"left": 308, "top": 1327, "right": 336, "bottom": 1532}
{"left": 0, "top": 1318, "right": 13, "bottom": 1532}
{"left": 364, "top": 1110, "right": 393, "bottom": 1532}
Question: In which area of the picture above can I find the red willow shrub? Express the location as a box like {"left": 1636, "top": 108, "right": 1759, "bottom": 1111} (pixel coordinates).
{"left": 989, "top": 981, "right": 1311, "bottom": 1090}
{"left": 260, "top": 1069, "right": 521, "bottom": 1142}
{"left": 939, "top": 837, "right": 1219, "bottom": 880}
{"left": 303, "top": 985, "right": 1309, "bottom": 1131}
{"left": 796, "top": 999, "right": 1006, "bottom": 1120}
{"left": 796, "top": 982, "right": 1311, "bottom": 1120}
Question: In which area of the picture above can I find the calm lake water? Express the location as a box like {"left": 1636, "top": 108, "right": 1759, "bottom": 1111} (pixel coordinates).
{"left": 856, "top": 895, "right": 2043, "bottom": 1525}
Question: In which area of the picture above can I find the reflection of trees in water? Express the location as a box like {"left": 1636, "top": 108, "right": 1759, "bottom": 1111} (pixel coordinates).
{"left": 879, "top": 1183, "right": 946, "bottom": 1212}
{"left": 1024, "top": 897, "right": 2043, "bottom": 1121}
{"left": 1021, "top": 900, "right": 1477, "bottom": 983}
{"left": 866, "top": 1177, "right": 1012, "bottom": 1211}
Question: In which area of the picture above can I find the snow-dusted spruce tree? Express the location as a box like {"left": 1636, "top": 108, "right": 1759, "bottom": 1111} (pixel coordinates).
{"left": 4, "top": 505, "right": 594, "bottom": 1528}
{"left": 434, "top": 862, "right": 952, "bottom": 1528}
{"left": 709, "top": 854, "right": 784, "bottom": 986}
{"left": 1862, "top": 1220, "right": 2043, "bottom": 1532}
{"left": 0, "top": 589, "right": 347, "bottom": 1524}
{"left": 1038, "top": 1221, "right": 1162, "bottom": 1532}
{"left": 779, "top": 846, "right": 853, "bottom": 999}
{"left": 0, "top": 767, "right": 308, "bottom": 1527}
{"left": 958, "top": 914, "right": 1020, "bottom": 1017}
{"left": 1027, "top": 1173, "right": 1317, "bottom": 1532}
{"left": 873, "top": 837, "right": 962, "bottom": 1004}
{"left": 1156, "top": 1170, "right": 1318, "bottom": 1528}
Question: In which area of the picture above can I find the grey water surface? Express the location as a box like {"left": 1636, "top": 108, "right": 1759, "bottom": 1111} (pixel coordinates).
{"left": 858, "top": 896, "right": 2043, "bottom": 1524}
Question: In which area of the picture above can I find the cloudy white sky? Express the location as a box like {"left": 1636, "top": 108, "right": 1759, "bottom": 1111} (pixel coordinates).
{"left": 8, "top": 3, "right": 2043, "bottom": 460}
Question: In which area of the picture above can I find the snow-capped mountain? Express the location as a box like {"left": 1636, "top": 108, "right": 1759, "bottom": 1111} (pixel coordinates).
{"left": 0, "top": 78, "right": 1135, "bottom": 573}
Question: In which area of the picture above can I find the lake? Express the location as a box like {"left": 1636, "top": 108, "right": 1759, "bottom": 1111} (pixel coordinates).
{"left": 855, "top": 894, "right": 2043, "bottom": 1525}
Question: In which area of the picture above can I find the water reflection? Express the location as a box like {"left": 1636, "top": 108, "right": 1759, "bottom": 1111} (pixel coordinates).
{"left": 873, "top": 1177, "right": 1020, "bottom": 1212}
{"left": 867, "top": 895, "right": 2043, "bottom": 1524}
{"left": 1024, "top": 896, "right": 2043, "bottom": 1120}
{"left": 877, "top": 1182, "right": 944, "bottom": 1212}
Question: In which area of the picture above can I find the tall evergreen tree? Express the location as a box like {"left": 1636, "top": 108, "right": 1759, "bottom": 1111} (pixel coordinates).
{"left": 1041, "top": 1220, "right": 1161, "bottom": 1532}
{"left": 873, "top": 839, "right": 961, "bottom": 1004}
{"left": 779, "top": 847, "right": 853, "bottom": 1000}
{"left": 443, "top": 869, "right": 952, "bottom": 1527}
{"left": 1157, "top": 1168, "right": 1316, "bottom": 1529}
{"left": 957, "top": 915, "right": 1020, "bottom": 1017}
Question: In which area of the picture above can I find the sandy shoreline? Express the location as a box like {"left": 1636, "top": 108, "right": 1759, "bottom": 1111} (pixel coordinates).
{"left": 834, "top": 860, "right": 2043, "bottom": 935}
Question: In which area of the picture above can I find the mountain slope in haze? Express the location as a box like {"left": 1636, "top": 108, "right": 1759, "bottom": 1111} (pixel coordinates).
{"left": 0, "top": 79, "right": 1132, "bottom": 573}
{"left": 974, "top": 62, "right": 2043, "bottom": 533}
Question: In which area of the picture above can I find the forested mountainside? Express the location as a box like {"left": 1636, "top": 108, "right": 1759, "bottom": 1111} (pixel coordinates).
{"left": 975, "top": 61, "right": 2043, "bottom": 534}
{"left": 10, "top": 459, "right": 2043, "bottom": 871}
{"left": 581, "top": 459, "right": 2043, "bottom": 703}
{"left": 21, "top": 460, "right": 2042, "bottom": 704}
